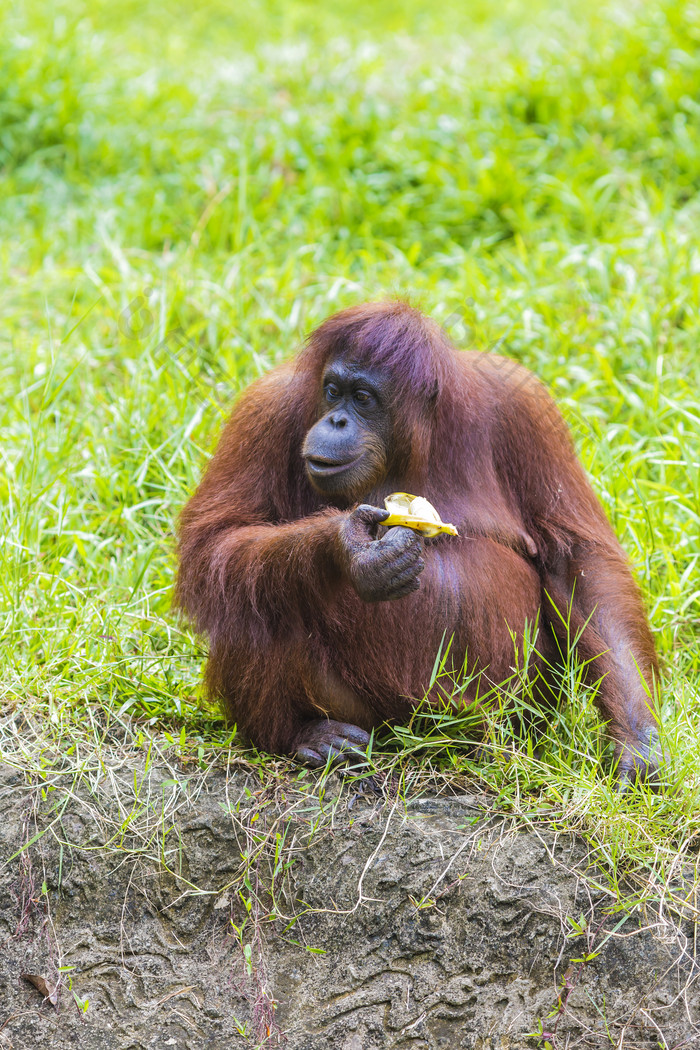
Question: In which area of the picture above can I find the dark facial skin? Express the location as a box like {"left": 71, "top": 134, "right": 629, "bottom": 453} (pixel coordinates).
{"left": 302, "top": 359, "right": 392, "bottom": 502}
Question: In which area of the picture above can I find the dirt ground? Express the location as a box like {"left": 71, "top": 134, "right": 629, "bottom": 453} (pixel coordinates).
{"left": 0, "top": 761, "right": 697, "bottom": 1049}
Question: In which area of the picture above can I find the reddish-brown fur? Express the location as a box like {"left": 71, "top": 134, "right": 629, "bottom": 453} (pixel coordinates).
{"left": 176, "top": 301, "right": 660, "bottom": 771}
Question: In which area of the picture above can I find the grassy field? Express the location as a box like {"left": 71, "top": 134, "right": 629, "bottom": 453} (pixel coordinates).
{"left": 2, "top": 0, "right": 700, "bottom": 1009}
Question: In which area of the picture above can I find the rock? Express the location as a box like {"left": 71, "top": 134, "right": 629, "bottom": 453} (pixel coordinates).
{"left": 0, "top": 762, "right": 697, "bottom": 1048}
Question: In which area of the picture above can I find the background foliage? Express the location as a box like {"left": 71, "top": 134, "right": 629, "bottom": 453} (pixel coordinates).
{"left": 1, "top": 0, "right": 699, "bottom": 835}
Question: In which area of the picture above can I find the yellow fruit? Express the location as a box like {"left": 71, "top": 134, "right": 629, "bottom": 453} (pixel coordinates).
{"left": 382, "top": 492, "right": 458, "bottom": 537}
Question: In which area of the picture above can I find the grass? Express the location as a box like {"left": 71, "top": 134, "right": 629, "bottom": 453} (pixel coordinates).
{"left": 1, "top": 0, "right": 700, "bottom": 1040}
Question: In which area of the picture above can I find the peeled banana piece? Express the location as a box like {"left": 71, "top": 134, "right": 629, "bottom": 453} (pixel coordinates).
{"left": 382, "top": 492, "right": 458, "bottom": 538}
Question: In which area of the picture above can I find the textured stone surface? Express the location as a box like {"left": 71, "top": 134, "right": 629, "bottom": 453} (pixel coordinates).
{"left": 0, "top": 762, "right": 697, "bottom": 1048}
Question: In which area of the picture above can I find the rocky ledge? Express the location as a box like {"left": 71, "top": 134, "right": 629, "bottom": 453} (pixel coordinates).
{"left": 0, "top": 761, "right": 697, "bottom": 1049}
